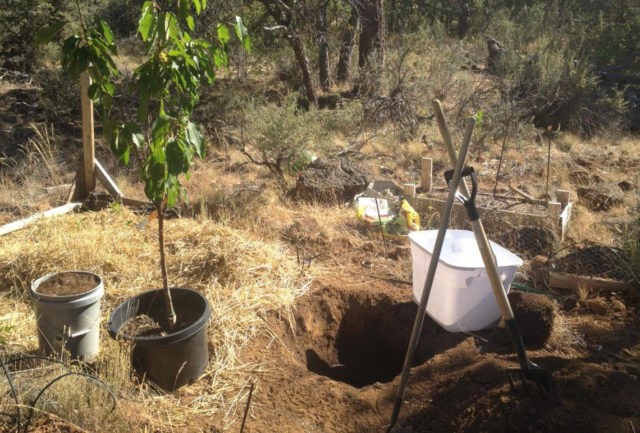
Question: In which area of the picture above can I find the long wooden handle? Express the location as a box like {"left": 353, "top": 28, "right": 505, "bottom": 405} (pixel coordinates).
{"left": 432, "top": 99, "right": 471, "bottom": 198}
{"left": 433, "top": 99, "right": 515, "bottom": 321}
{"left": 470, "top": 220, "right": 515, "bottom": 320}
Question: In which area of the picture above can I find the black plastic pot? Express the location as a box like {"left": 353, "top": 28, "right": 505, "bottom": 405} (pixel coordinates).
{"left": 107, "top": 287, "right": 211, "bottom": 391}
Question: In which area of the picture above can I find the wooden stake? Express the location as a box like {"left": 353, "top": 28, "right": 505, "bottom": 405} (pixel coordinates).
{"left": 556, "top": 189, "right": 570, "bottom": 209}
{"left": 421, "top": 157, "right": 433, "bottom": 192}
{"left": 549, "top": 271, "right": 633, "bottom": 292}
{"left": 0, "top": 203, "right": 82, "bottom": 237}
{"left": 403, "top": 183, "right": 417, "bottom": 198}
{"left": 80, "top": 72, "right": 96, "bottom": 196}
{"left": 95, "top": 159, "right": 123, "bottom": 198}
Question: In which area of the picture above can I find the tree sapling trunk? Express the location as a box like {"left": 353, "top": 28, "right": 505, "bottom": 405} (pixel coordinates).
{"left": 157, "top": 202, "right": 177, "bottom": 329}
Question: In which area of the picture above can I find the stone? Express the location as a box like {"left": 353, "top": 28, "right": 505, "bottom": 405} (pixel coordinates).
{"left": 294, "top": 157, "right": 370, "bottom": 203}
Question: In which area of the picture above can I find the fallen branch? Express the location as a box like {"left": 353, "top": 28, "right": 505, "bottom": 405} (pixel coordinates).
{"left": 508, "top": 182, "right": 537, "bottom": 202}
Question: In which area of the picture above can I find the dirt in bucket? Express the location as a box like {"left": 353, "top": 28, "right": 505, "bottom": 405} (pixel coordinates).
{"left": 36, "top": 272, "right": 99, "bottom": 296}
{"left": 119, "top": 314, "right": 167, "bottom": 338}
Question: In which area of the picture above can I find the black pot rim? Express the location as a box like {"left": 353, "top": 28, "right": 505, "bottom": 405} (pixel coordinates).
{"left": 107, "top": 287, "right": 210, "bottom": 345}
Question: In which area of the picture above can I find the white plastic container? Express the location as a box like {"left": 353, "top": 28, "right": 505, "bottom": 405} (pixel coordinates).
{"left": 408, "top": 230, "right": 523, "bottom": 332}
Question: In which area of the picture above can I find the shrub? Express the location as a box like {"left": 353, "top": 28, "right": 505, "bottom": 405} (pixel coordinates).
{"left": 510, "top": 40, "right": 626, "bottom": 136}
{"left": 239, "top": 96, "right": 316, "bottom": 179}
{"left": 0, "top": 0, "right": 53, "bottom": 70}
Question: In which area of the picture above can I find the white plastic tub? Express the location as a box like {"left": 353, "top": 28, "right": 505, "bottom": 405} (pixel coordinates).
{"left": 408, "top": 230, "right": 523, "bottom": 332}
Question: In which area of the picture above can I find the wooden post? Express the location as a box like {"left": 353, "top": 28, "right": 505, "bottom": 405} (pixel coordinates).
{"left": 556, "top": 189, "right": 570, "bottom": 209}
{"left": 547, "top": 201, "right": 561, "bottom": 220}
{"left": 421, "top": 158, "right": 433, "bottom": 192}
{"left": 95, "top": 160, "right": 123, "bottom": 198}
{"left": 80, "top": 72, "right": 96, "bottom": 196}
{"left": 403, "top": 183, "right": 417, "bottom": 198}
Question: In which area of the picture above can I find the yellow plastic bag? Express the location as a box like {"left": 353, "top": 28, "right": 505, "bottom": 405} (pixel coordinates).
{"left": 400, "top": 199, "right": 420, "bottom": 231}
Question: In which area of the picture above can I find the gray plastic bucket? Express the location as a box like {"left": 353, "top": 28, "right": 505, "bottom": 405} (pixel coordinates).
{"left": 29, "top": 271, "right": 104, "bottom": 362}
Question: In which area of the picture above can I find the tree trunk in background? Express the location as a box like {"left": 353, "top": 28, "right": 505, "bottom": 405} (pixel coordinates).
{"left": 259, "top": 0, "right": 317, "bottom": 105}
{"left": 318, "top": 0, "right": 331, "bottom": 91}
{"left": 290, "top": 31, "right": 317, "bottom": 104}
{"left": 458, "top": 0, "right": 471, "bottom": 39}
{"left": 355, "top": 0, "right": 385, "bottom": 95}
{"left": 336, "top": 3, "right": 359, "bottom": 83}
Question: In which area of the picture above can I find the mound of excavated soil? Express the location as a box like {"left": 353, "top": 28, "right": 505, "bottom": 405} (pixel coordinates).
{"left": 508, "top": 291, "right": 557, "bottom": 349}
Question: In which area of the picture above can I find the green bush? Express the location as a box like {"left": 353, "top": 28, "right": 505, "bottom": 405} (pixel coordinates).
{"left": 240, "top": 96, "right": 316, "bottom": 179}
{"left": 0, "top": 0, "right": 54, "bottom": 70}
{"left": 0, "top": 0, "right": 104, "bottom": 71}
{"left": 509, "top": 39, "right": 626, "bottom": 136}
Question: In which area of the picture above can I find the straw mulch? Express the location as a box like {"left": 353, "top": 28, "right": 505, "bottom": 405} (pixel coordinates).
{"left": 0, "top": 206, "right": 311, "bottom": 431}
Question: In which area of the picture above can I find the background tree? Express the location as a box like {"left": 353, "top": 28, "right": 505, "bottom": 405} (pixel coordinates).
{"left": 259, "top": 0, "right": 317, "bottom": 104}
{"left": 336, "top": 1, "right": 359, "bottom": 83}
{"left": 354, "top": 0, "right": 385, "bottom": 95}
{"left": 318, "top": 0, "right": 331, "bottom": 91}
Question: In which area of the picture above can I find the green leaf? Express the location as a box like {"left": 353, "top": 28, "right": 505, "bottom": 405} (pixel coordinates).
{"left": 217, "top": 24, "right": 230, "bottom": 45}
{"left": 192, "top": 0, "right": 202, "bottom": 14}
{"left": 132, "top": 132, "right": 145, "bottom": 150}
{"left": 102, "top": 81, "right": 115, "bottom": 98}
{"left": 166, "top": 139, "right": 191, "bottom": 175}
{"left": 213, "top": 47, "right": 228, "bottom": 69}
{"left": 166, "top": 13, "right": 180, "bottom": 43}
{"left": 139, "top": 2, "right": 155, "bottom": 41}
{"left": 234, "top": 16, "right": 251, "bottom": 53}
{"left": 35, "top": 21, "right": 66, "bottom": 45}
{"left": 165, "top": 175, "right": 181, "bottom": 207}
{"left": 151, "top": 114, "right": 171, "bottom": 148}
{"left": 186, "top": 15, "right": 195, "bottom": 31}
{"left": 88, "top": 82, "right": 101, "bottom": 100}
{"left": 185, "top": 121, "right": 205, "bottom": 158}
{"left": 143, "top": 147, "right": 169, "bottom": 204}
{"left": 110, "top": 129, "right": 131, "bottom": 166}
{"left": 103, "top": 119, "right": 117, "bottom": 144}
{"left": 99, "top": 19, "right": 114, "bottom": 45}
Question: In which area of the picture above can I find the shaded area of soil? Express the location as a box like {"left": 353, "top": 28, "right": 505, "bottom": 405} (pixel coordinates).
{"left": 301, "top": 288, "right": 465, "bottom": 388}
{"left": 112, "top": 289, "right": 205, "bottom": 339}
{"left": 35, "top": 272, "right": 99, "bottom": 296}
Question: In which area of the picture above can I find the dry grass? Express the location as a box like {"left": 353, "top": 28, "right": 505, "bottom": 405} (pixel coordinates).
{"left": 0, "top": 206, "right": 313, "bottom": 431}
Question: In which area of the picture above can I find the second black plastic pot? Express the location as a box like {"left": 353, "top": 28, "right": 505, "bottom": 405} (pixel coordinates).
{"left": 108, "top": 287, "right": 211, "bottom": 391}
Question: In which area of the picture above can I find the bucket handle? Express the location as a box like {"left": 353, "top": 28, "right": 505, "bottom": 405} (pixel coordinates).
{"left": 63, "top": 325, "right": 92, "bottom": 339}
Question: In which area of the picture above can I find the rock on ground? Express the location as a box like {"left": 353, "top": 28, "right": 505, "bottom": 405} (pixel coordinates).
{"left": 294, "top": 157, "right": 370, "bottom": 203}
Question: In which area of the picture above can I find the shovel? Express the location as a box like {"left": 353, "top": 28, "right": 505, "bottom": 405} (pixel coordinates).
{"left": 444, "top": 166, "right": 555, "bottom": 394}
{"left": 386, "top": 117, "right": 476, "bottom": 433}
{"left": 433, "top": 99, "right": 554, "bottom": 394}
